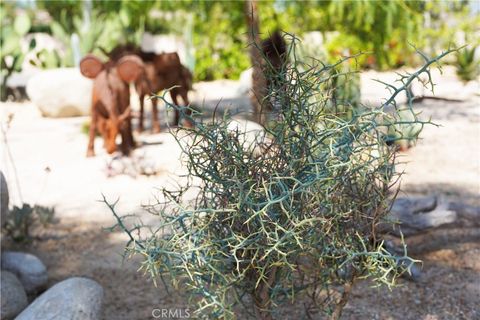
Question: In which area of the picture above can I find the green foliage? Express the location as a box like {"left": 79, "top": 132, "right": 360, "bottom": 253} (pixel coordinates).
{"left": 33, "top": 1, "right": 149, "bottom": 68}
{"left": 325, "top": 0, "right": 424, "bottom": 69}
{"left": 176, "top": 0, "right": 430, "bottom": 77}
{"left": 35, "top": 0, "right": 82, "bottom": 34}
{"left": 151, "top": 1, "right": 250, "bottom": 80}
{"left": 110, "top": 37, "right": 453, "bottom": 318}
{"left": 193, "top": 3, "right": 249, "bottom": 80}
{"left": 421, "top": 1, "right": 479, "bottom": 60}
{"left": 0, "top": 5, "right": 34, "bottom": 101}
{"left": 324, "top": 33, "right": 372, "bottom": 66}
{"left": 34, "top": 8, "right": 147, "bottom": 68}
{"left": 146, "top": 1, "right": 289, "bottom": 80}
{"left": 8, "top": 0, "right": 474, "bottom": 81}
{"left": 3, "top": 204, "right": 55, "bottom": 242}
{"left": 455, "top": 46, "right": 479, "bottom": 82}
{"left": 13, "top": 13, "right": 31, "bottom": 35}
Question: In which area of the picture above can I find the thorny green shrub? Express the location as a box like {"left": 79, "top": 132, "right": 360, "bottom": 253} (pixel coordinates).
{"left": 108, "top": 35, "right": 455, "bottom": 319}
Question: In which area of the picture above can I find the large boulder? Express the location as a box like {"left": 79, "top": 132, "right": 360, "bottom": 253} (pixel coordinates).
{"left": 1, "top": 171, "right": 8, "bottom": 228}
{"left": 26, "top": 68, "right": 92, "bottom": 117}
{"left": 1, "top": 271, "right": 29, "bottom": 320}
{"left": 1, "top": 251, "right": 48, "bottom": 294}
{"left": 16, "top": 277, "right": 104, "bottom": 320}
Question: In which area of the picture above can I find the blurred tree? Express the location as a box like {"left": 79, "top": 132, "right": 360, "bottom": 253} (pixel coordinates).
{"left": 36, "top": 0, "right": 82, "bottom": 34}
{"left": 245, "top": 0, "right": 268, "bottom": 139}
{"left": 19, "top": 0, "right": 479, "bottom": 78}
{"left": 278, "top": 0, "right": 425, "bottom": 69}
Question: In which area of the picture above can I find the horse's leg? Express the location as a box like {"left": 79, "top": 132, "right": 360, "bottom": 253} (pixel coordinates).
{"left": 138, "top": 94, "right": 145, "bottom": 132}
{"left": 151, "top": 96, "right": 160, "bottom": 133}
{"left": 170, "top": 90, "right": 180, "bottom": 126}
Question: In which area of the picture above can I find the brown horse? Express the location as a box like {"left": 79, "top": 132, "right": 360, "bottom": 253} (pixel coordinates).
{"left": 106, "top": 45, "right": 193, "bottom": 131}
{"left": 80, "top": 54, "right": 144, "bottom": 157}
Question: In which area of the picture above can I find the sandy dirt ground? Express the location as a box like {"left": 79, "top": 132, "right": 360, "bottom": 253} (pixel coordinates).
{"left": 1, "top": 66, "right": 479, "bottom": 319}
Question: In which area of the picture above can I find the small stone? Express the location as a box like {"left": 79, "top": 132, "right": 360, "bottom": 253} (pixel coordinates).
{"left": 1, "top": 271, "right": 29, "bottom": 320}
{"left": 1, "top": 251, "right": 48, "bottom": 294}
{"left": 16, "top": 277, "right": 104, "bottom": 320}
{"left": 463, "top": 248, "right": 480, "bottom": 271}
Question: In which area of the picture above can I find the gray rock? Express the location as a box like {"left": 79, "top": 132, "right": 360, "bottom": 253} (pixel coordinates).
{"left": 398, "top": 258, "right": 423, "bottom": 282}
{"left": 463, "top": 248, "right": 480, "bottom": 271}
{"left": 448, "top": 201, "right": 480, "bottom": 227}
{"left": 1, "top": 271, "right": 29, "bottom": 320}
{"left": 16, "top": 277, "right": 103, "bottom": 320}
{"left": 1, "top": 171, "right": 8, "bottom": 228}
{"left": 26, "top": 68, "right": 93, "bottom": 117}
{"left": 392, "top": 196, "right": 438, "bottom": 215}
{"left": 384, "top": 196, "right": 457, "bottom": 236}
{"left": 1, "top": 251, "right": 48, "bottom": 294}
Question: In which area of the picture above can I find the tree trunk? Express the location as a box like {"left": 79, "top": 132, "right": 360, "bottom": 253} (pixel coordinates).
{"left": 330, "top": 281, "right": 353, "bottom": 320}
{"left": 244, "top": 0, "right": 268, "bottom": 125}
{"left": 253, "top": 266, "right": 277, "bottom": 320}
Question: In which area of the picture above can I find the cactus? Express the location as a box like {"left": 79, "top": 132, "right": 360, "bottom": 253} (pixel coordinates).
{"left": 330, "top": 64, "right": 362, "bottom": 112}
{"left": 38, "top": 9, "right": 144, "bottom": 69}
{"left": 296, "top": 35, "right": 362, "bottom": 119}
{"left": 455, "top": 46, "right": 479, "bottom": 82}
{"left": 385, "top": 107, "right": 423, "bottom": 151}
{"left": 0, "top": 12, "right": 34, "bottom": 101}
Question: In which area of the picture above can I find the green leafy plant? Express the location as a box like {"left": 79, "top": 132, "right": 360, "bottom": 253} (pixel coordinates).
{"left": 109, "top": 34, "right": 454, "bottom": 319}
{"left": 192, "top": 2, "right": 250, "bottom": 80}
{"left": 33, "top": 8, "right": 146, "bottom": 69}
{"left": 3, "top": 204, "right": 55, "bottom": 242}
{"left": 326, "top": 0, "right": 424, "bottom": 70}
{"left": 455, "top": 46, "right": 479, "bottom": 82}
{"left": 0, "top": 8, "right": 34, "bottom": 101}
